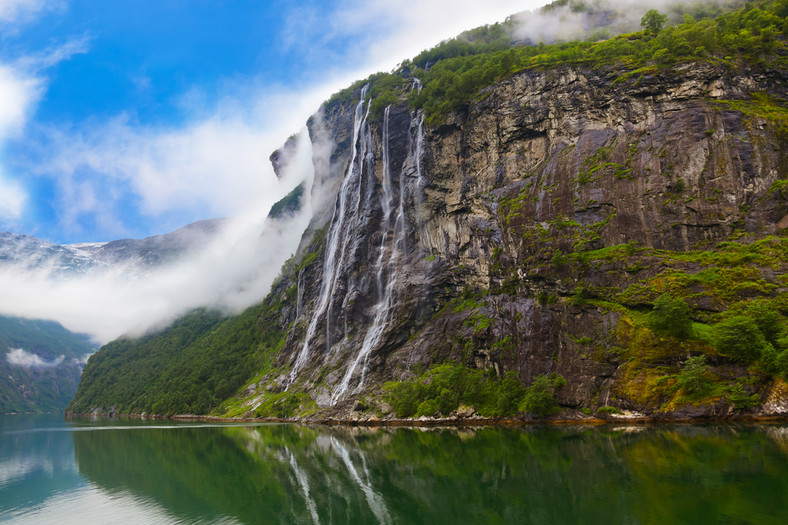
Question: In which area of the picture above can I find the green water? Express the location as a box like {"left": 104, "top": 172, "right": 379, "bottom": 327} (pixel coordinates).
{"left": 1, "top": 416, "right": 787, "bottom": 524}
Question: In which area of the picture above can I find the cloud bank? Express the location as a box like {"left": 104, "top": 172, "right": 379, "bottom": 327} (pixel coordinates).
{"left": 0, "top": 129, "right": 315, "bottom": 343}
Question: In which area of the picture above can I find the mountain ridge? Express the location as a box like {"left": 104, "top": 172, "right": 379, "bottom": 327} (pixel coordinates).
{"left": 0, "top": 218, "right": 227, "bottom": 277}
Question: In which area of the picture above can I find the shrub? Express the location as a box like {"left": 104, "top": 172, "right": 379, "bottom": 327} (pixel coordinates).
{"left": 492, "top": 371, "right": 526, "bottom": 416}
{"left": 641, "top": 9, "right": 668, "bottom": 35}
{"left": 714, "top": 315, "right": 767, "bottom": 363}
{"left": 761, "top": 342, "right": 788, "bottom": 377}
{"left": 747, "top": 301, "right": 784, "bottom": 346}
{"left": 519, "top": 373, "right": 565, "bottom": 417}
{"left": 416, "top": 398, "right": 440, "bottom": 417}
{"left": 676, "top": 355, "right": 714, "bottom": 398}
{"left": 727, "top": 383, "right": 760, "bottom": 409}
{"left": 649, "top": 294, "right": 694, "bottom": 339}
{"left": 386, "top": 381, "right": 423, "bottom": 417}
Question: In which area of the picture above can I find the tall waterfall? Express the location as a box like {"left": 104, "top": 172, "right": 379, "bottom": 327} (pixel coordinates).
{"left": 331, "top": 105, "right": 423, "bottom": 404}
{"left": 288, "top": 86, "right": 371, "bottom": 386}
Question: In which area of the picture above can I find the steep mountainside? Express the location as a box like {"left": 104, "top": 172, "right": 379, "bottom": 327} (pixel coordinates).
{"left": 70, "top": 0, "right": 788, "bottom": 421}
{"left": 0, "top": 316, "right": 96, "bottom": 413}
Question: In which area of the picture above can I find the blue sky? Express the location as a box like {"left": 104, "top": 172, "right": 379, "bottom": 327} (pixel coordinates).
{"left": 0, "top": 0, "right": 541, "bottom": 244}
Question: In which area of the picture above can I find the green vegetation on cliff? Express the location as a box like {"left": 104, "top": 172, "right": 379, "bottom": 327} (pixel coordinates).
{"left": 337, "top": 0, "right": 788, "bottom": 127}
{"left": 68, "top": 298, "right": 288, "bottom": 415}
{"left": 383, "top": 363, "right": 566, "bottom": 418}
{"left": 410, "top": 0, "right": 788, "bottom": 125}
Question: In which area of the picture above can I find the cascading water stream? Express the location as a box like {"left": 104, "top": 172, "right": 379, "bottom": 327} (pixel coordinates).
{"left": 287, "top": 86, "right": 371, "bottom": 386}
{"left": 295, "top": 268, "right": 304, "bottom": 319}
{"left": 411, "top": 78, "right": 426, "bottom": 219}
{"left": 331, "top": 105, "right": 411, "bottom": 404}
{"left": 375, "top": 105, "right": 393, "bottom": 299}
{"left": 412, "top": 110, "right": 427, "bottom": 246}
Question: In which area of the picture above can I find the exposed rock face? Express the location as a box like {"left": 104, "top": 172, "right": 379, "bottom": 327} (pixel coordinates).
{"left": 256, "top": 61, "right": 787, "bottom": 416}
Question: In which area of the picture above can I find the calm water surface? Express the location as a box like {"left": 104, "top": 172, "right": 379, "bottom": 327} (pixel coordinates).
{"left": 1, "top": 415, "right": 787, "bottom": 524}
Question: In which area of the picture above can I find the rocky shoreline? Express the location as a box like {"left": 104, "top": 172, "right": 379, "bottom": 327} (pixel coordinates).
{"left": 65, "top": 409, "right": 788, "bottom": 428}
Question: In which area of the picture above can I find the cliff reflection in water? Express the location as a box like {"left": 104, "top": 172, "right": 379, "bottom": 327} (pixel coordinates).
{"left": 72, "top": 424, "right": 788, "bottom": 524}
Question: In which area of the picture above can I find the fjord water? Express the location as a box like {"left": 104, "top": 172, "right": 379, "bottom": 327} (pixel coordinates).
{"left": 2, "top": 416, "right": 788, "bottom": 524}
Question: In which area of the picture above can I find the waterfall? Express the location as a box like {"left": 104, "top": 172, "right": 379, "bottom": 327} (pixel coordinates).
{"left": 295, "top": 268, "right": 304, "bottom": 319}
{"left": 288, "top": 85, "right": 371, "bottom": 386}
{"left": 412, "top": 111, "right": 427, "bottom": 247}
{"left": 331, "top": 105, "right": 410, "bottom": 404}
{"left": 375, "top": 105, "right": 393, "bottom": 300}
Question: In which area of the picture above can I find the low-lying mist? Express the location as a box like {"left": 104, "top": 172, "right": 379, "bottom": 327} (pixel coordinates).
{"left": 0, "top": 130, "right": 315, "bottom": 344}
{"left": 509, "top": 0, "right": 741, "bottom": 45}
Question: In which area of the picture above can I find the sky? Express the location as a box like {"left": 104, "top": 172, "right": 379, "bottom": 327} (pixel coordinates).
{"left": 0, "top": 0, "right": 546, "bottom": 245}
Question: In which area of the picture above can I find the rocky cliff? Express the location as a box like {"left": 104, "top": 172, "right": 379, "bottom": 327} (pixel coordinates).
{"left": 69, "top": 1, "right": 788, "bottom": 420}
{"left": 238, "top": 57, "right": 786, "bottom": 419}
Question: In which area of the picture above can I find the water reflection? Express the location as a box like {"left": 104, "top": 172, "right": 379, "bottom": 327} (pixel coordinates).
{"left": 0, "top": 415, "right": 82, "bottom": 513}
{"left": 2, "top": 418, "right": 788, "bottom": 524}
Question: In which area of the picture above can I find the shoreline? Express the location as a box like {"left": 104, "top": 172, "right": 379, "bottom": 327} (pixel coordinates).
{"left": 64, "top": 411, "right": 788, "bottom": 427}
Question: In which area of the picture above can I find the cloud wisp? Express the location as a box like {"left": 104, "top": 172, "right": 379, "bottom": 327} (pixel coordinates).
{"left": 6, "top": 348, "right": 65, "bottom": 369}
{"left": 0, "top": 0, "right": 61, "bottom": 26}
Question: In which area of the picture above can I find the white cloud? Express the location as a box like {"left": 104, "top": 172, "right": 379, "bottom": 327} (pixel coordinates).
{"left": 73, "top": 353, "right": 92, "bottom": 365}
{"left": 14, "top": 35, "right": 90, "bottom": 70}
{"left": 283, "top": 0, "right": 548, "bottom": 76}
{"left": 0, "top": 63, "right": 43, "bottom": 141}
{"left": 0, "top": 0, "right": 57, "bottom": 25}
{"left": 0, "top": 37, "right": 88, "bottom": 229}
{"left": 33, "top": 81, "right": 328, "bottom": 239}
{"left": 0, "top": 173, "right": 27, "bottom": 222}
{"left": 0, "top": 63, "right": 42, "bottom": 225}
{"left": 6, "top": 347, "right": 65, "bottom": 369}
{"left": 343, "top": 0, "right": 547, "bottom": 70}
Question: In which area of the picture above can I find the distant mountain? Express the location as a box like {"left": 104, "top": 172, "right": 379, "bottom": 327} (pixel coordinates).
{"left": 0, "top": 316, "right": 96, "bottom": 413}
{"left": 76, "top": 219, "right": 228, "bottom": 268}
{"left": 0, "top": 232, "right": 97, "bottom": 277}
{"left": 0, "top": 218, "right": 226, "bottom": 413}
{"left": 0, "top": 218, "right": 227, "bottom": 278}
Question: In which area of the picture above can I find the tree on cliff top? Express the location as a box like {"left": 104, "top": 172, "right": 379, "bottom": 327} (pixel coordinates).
{"left": 641, "top": 9, "right": 668, "bottom": 35}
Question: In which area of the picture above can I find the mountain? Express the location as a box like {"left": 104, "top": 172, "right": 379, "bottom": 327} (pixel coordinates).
{"left": 0, "top": 218, "right": 226, "bottom": 278}
{"left": 74, "top": 219, "right": 227, "bottom": 269}
{"left": 69, "top": 0, "right": 788, "bottom": 420}
{"left": 0, "top": 316, "right": 96, "bottom": 413}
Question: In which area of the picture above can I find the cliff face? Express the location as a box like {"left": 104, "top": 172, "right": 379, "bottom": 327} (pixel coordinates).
{"left": 245, "top": 61, "right": 787, "bottom": 417}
